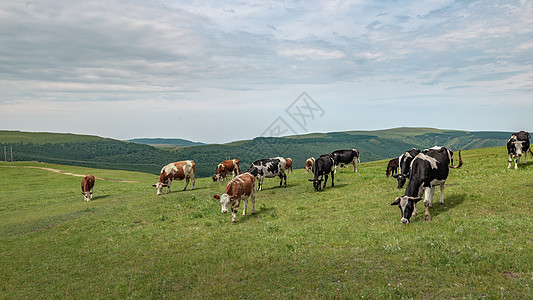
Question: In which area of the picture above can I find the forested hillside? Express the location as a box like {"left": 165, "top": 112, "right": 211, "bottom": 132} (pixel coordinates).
{"left": 0, "top": 128, "right": 514, "bottom": 177}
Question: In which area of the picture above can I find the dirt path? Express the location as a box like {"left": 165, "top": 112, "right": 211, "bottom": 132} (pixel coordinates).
{"left": 1, "top": 166, "right": 140, "bottom": 183}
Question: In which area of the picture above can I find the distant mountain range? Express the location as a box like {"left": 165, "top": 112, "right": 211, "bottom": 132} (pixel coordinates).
{"left": 0, "top": 128, "right": 519, "bottom": 177}
{"left": 127, "top": 138, "right": 205, "bottom": 148}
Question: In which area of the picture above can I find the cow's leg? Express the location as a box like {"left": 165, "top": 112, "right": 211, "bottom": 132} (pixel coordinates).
{"left": 232, "top": 208, "right": 237, "bottom": 223}
{"left": 508, "top": 154, "right": 513, "bottom": 169}
{"left": 258, "top": 178, "right": 263, "bottom": 191}
{"left": 242, "top": 198, "right": 247, "bottom": 216}
{"left": 90, "top": 187, "right": 93, "bottom": 199}
{"left": 515, "top": 156, "right": 519, "bottom": 170}
{"left": 438, "top": 183, "right": 445, "bottom": 204}
{"left": 323, "top": 174, "right": 328, "bottom": 189}
{"left": 423, "top": 187, "right": 433, "bottom": 221}
{"left": 524, "top": 150, "right": 528, "bottom": 164}
{"left": 191, "top": 175, "right": 195, "bottom": 190}
{"left": 283, "top": 173, "right": 287, "bottom": 187}
{"left": 166, "top": 180, "right": 172, "bottom": 194}
{"left": 330, "top": 171, "right": 335, "bottom": 187}
{"left": 183, "top": 177, "right": 189, "bottom": 191}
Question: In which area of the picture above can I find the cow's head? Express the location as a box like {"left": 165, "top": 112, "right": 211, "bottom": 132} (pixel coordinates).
{"left": 214, "top": 194, "right": 235, "bottom": 213}
{"left": 513, "top": 141, "right": 525, "bottom": 156}
{"left": 152, "top": 182, "right": 168, "bottom": 195}
{"left": 82, "top": 191, "right": 91, "bottom": 201}
{"left": 308, "top": 178, "right": 323, "bottom": 191}
{"left": 212, "top": 174, "right": 222, "bottom": 182}
{"left": 393, "top": 174, "right": 407, "bottom": 189}
{"left": 391, "top": 196, "right": 422, "bottom": 224}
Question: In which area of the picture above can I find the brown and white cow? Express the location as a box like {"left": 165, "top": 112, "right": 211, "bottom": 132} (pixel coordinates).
{"left": 285, "top": 158, "right": 293, "bottom": 174}
{"left": 213, "top": 172, "right": 255, "bottom": 222}
{"left": 81, "top": 174, "right": 95, "bottom": 201}
{"left": 385, "top": 157, "right": 399, "bottom": 177}
{"left": 152, "top": 160, "right": 195, "bottom": 195}
{"left": 212, "top": 159, "right": 241, "bottom": 182}
{"left": 305, "top": 157, "right": 315, "bottom": 173}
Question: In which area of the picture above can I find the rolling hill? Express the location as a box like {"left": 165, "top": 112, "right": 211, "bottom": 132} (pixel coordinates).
{"left": 0, "top": 128, "right": 518, "bottom": 177}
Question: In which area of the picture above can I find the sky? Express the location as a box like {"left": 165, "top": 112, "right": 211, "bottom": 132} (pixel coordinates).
{"left": 1, "top": 0, "right": 532, "bottom": 144}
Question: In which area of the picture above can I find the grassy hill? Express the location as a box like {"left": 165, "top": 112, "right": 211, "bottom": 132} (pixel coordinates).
{"left": 0, "top": 128, "right": 517, "bottom": 178}
{"left": 0, "top": 147, "right": 531, "bottom": 298}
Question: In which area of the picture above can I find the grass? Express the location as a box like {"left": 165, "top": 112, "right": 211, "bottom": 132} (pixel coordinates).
{"left": 0, "top": 146, "right": 532, "bottom": 299}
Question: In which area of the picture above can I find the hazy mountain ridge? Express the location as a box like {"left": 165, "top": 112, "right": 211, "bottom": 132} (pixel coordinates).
{"left": 127, "top": 138, "right": 205, "bottom": 148}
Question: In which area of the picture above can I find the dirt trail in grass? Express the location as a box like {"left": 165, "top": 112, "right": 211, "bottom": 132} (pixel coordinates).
{"left": 1, "top": 166, "right": 140, "bottom": 182}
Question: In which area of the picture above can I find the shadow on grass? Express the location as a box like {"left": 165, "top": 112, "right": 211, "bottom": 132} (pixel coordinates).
{"left": 429, "top": 193, "right": 466, "bottom": 219}
{"left": 238, "top": 206, "right": 276, "bottom": 223}
{"left": 91, "top": 194, "right": 111, "bottom": 201}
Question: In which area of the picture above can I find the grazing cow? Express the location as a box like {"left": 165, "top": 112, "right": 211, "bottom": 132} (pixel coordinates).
{"left": 385, "top": 158, "right": 399, "bottom": 177}
{"left": 393, "top": 148, "right": 422, "bottom": 189}
{"left": 305, "top": 157, "right": 315, "bottom": 173}
{"left": 213, "top": 172, "right": 255, "bottom": 223}
{"left": 152, "top": 160, "right": 195, "bottom": 195}
{"left": 331, "top": 149, "right": 360, "bottom": 172}
{"left": 308, "top": 154, "right": 335, "bottom": 191}
{"left": 390, "top": 147, "right": 462, "bottom": 223}
{"left": 247, "top": 157, "right": 287, "bottom": 191}
{"left": 507, "top": 131, "right": 532, "bottom": 170}
{"left": 285, "top": 158, "right": 293, "bottom": 174}
{"left": 81, "top": 174, "right": 95, "bottom": 201}
{"left": 212, "top": 159, "right": 241, "bottom": 182}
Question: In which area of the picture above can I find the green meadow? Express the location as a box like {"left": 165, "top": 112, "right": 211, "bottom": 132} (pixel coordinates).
{"left": 0, "top": 147, "right": 531, "bottom": 299}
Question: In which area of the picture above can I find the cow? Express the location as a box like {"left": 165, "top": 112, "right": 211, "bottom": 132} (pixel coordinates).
{"left": 385, "top": 158, "right": 399, "bottom": 177}
{"left": 212, "top": 159, "right": 241, "bottom": 182}
{"left": 331, "top": 149, "right": 360, "bottom": 172}
{"left": 247, "top": 157, "right": 287, "bottom": 191}
{"left": 507, "top": 131, "right": 532, "bottom": 170}
{"left": 305, "top": 157, "right": 315, "bottom": 173}
{"left": 81, "top": 174, "right": 95, "bottom": 201}
{"left": 390, "top": 147, "right": 462, "bottom": 223}
{"left": 285, "top": 158, "right": 293, "bottom": 174}
{"left": 152, "top": 160, "right": 195, "bottom": 195}
{"left": 213, "top": 172, "right": 255, "bottom": 223}
{"left": 308, "top": 154, "right": 335, "bottom": 191}
{"left": 393, "top": 148, "right": 422, "bottom": 189}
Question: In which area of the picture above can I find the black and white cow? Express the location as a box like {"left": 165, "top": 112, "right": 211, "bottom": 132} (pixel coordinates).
{"left": 393, "top": 148, "right": 421, "bottom": 189}
{"left": 247, "top": 157, "right": 287, "bottom": 191}
{"left": 390, "top": 147, "right": 462, "bottom": 224}
{"left": 308, "top": 154, "right": 336, "bottom": 191}
{"left": 507, "top": 131, "right": 532, "bottom": 170}
{"left": 331, "top": 149, "right": 360, "bottom": 172}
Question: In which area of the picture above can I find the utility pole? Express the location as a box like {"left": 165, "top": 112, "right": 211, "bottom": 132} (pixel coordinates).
{"left": 10, "top": 146, "right": 13, "bottom": 162}
{"left": 4, "top": 146, "right": 6, "bottom": 162}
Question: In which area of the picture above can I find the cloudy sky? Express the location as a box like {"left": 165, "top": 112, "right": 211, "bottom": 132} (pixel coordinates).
{"left": 1, "top": 0, "right": 532, "bottom": 143}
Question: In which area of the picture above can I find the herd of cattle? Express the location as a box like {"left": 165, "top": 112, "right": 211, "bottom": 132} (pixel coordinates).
{"left": 81, "top": 131, "right": 532, "bottom": 223}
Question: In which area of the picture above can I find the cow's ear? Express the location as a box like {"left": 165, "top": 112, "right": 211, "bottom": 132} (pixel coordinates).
{"left": 162, "top": 184, "right": 168, "bottom": 187}
{"left": 230, "top": 195, "right": 238, "bottom": 200}
{"left": 152, "top": 184, "right": 157, "bottom": 187}
{"left": 213, "top": 195, "right": 220, "bottom": 200}
{"left": 390, "top": 197, "right": 401, "bottom": 206}
{"left": 308, "top": 179, "right": 314, "bottom": 182}
{"left": 392, "top": 174, "right": 399, "bottom": 179}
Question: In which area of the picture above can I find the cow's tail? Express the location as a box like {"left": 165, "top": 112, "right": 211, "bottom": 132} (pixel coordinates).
{"left": 450, "top": 150, "right": 463, "bottom": 169}
{"left": 529, "top": 147, "right": 533, "bottom": 157}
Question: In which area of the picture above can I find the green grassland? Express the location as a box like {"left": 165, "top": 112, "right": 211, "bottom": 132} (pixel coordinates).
{"left": 1, "top": 147, "right": 532, "bottom": 299}
{"left": 0, "top": 130, "right": 107, "bottom": 144}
